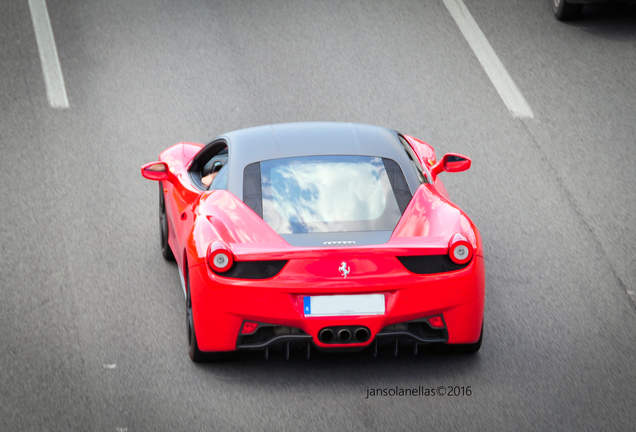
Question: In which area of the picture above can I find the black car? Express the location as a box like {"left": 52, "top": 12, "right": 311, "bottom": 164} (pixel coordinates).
{"left": 553, "top": 0, "right": 634, "bottom": 20}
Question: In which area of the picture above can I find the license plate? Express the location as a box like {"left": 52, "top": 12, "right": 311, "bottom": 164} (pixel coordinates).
{"left": 303, "top": 294, "right": 385, "bottom": 317}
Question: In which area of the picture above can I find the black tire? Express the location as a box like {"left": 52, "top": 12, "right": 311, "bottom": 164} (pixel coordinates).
{"left": 553, "top": 0, "right": 583, "bottom": 21}
{"left": 186, "top": 270, "right": 238, "bottom": 363}
{"left": 433, "top": 323, "right": 483, "bottom": 355}
{"left": 454, "top": 324, "right": 482, "bottom": 354}
{"left": 186, "top": 272, "right": 207, "bottom": 362}
{"left": 159, "top": 182, "right": 175, "bottom": 261}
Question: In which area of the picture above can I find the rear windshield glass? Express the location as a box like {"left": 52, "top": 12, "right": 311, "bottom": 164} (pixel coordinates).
{"left": 260, "top": 155, "right": 403, "bottom": 234}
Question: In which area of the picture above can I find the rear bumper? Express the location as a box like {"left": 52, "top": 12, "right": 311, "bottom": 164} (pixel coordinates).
{"left": 189, "top": 256, "right": 485, "bottom": 352}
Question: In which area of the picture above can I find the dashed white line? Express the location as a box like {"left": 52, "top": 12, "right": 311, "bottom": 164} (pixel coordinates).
{"left": 28, "top": 0, "right": 69, "bottom": 108}
{"left": 442, "top": 0, "right": 533, "bottom": 119}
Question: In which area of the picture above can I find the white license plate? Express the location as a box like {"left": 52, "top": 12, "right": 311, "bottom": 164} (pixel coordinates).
{"left": 303, "top": 294, "right": 385, "bottom": 317}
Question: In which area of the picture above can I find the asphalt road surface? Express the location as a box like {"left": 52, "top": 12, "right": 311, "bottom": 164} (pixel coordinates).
{"left": 2, "top": 1, "right": 635, "bottom": 431}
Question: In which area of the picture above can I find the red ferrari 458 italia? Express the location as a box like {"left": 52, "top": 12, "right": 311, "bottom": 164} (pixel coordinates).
{"left": 141, "top": 122, "right": 484, "bottom": 362}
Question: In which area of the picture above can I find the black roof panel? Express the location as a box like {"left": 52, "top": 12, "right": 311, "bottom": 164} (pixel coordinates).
{"left": 217, "top": 122, "right": 422, "bottom": 198}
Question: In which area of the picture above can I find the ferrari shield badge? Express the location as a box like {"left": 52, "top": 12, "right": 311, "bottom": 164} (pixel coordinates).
{"left": 339, "top": 262, "right": 350, "bottom": 278}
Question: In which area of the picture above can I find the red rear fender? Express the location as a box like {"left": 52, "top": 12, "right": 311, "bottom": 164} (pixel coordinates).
{"left": 189, "top": 190, "right": 287, "bottom": 261}
{"left": 392, "top": 185, "right": 478, "bottom": 250}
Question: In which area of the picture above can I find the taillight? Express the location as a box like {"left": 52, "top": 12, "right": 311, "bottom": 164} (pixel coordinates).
{"left": 240, "top": 321, "right": 259, "bottom": 335}
{"left": 427, "top": 315, "right": 445, "bottom": 328}
{"left": 207, "top": 241, "right": 234, "bottom": 273}
{"left": 448, "top": 233, "right": 473, "bottom": 265}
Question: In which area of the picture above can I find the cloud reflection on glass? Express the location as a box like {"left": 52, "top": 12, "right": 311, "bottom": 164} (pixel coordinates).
{"left": 261, "top": 156, "right": 402, "bottom": 234}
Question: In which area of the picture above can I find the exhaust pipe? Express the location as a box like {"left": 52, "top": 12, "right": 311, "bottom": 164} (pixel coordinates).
{"left": 319, "top": 326, "right": 370, "bottom": 344}
{"left": 355, "top": 327, "right": 370, "bottom": 342}
{"left": 338, "top": 329, "right": 351, "bottom": 342}
{"left": 319, "top": 328, "right": 334, "bottom": 343}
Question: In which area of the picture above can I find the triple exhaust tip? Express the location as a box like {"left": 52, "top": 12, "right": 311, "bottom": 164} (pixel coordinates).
{"left": 354, "top": 328, "right": 370, "bottom": 342}
{"left": 338, "top": 329, "right": 351, "bottom": 341}
{"left": 319, "top": 328, "right": 334, "bottom": 343}
{"left": 318, "top": 327, "right": 370, "bottom": 343}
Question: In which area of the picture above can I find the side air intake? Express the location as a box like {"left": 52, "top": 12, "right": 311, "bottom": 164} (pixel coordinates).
{"left": 397, "top": 255, "right": 469, "bottom": 275}
{"left": 213, "top": 260, "right": 287, "bottom": 279}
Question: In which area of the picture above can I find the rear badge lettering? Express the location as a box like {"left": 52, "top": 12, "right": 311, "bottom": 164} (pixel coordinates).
{"left": 323, "top": 241, "right": 355, "bottom": 245}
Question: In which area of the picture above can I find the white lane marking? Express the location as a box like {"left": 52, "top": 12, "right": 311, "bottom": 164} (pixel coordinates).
{"left": 28, "top": 0, "right": 69, "bottom": 108}
{"left": 442, "top": 0, "right": 533, "bottom": 119}
{"left": 103, "top": 364, "right": 117, "bottom": 369}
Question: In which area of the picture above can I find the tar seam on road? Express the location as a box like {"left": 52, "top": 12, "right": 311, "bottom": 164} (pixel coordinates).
{"left": 443, "top": 0, "right": 533, "bottom": 119}
{"left": 28, "top": 0, "right": 69, "bottom": 108}
{"left": 519, "top": 120, "right": 636, "bottom": 311}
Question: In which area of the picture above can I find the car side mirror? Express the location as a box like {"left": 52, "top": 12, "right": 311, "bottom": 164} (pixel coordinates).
{"left": 141, "top": 161, "right": 170, "bottom": 181}
{"left": 431, "top": 153, "right": 471, "bottom": 175}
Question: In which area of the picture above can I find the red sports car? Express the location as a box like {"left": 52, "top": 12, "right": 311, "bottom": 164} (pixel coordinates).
{"left": 141, "top": 122, "right": 484, "bottom": 362}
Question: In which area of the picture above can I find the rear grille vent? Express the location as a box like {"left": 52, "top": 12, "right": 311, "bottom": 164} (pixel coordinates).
{"left": 214, "top": 260, "right": 287, "bottom": 279}
{"left": 397, "top": 255, "right": 468, "bottom": 275}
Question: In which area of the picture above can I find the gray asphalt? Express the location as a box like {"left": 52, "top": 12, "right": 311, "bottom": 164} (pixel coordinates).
{"left": 1, "top": 0, "right": 635, "bottom": 431}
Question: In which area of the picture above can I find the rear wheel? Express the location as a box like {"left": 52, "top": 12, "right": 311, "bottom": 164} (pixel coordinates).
{"left": 186, "top": 273, "right": 207, "bottom": 362}
{"left": 449, "top": 323, "right": 482, "bottom": 354}
{"left": 553, "top": 0, "right": 583, "bottom": 20}
{"left": 159, "top": 182, "right": 175, "bottom": 261}
{"left": 186, "top": 270, "right": 237, "bottom": 362}
{"left": 433, "top": 323, "right": 483, "bottom": 355}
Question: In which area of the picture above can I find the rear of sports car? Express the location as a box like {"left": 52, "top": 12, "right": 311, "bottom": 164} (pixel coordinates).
{"left": 189, "top": 242, "right": 484, "bottom": 356}
{"left": 186, "top": 154, "right": 485, "bottom": 359}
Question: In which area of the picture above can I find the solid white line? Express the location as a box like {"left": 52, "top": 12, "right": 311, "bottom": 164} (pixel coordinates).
{"left": 28, "top": 0, "right": 69, "bottom": 108}
{"left": 442, "top": 0, "right": 533, "bottom": 119}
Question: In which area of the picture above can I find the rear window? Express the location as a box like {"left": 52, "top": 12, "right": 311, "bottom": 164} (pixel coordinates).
{"left": 257, "top": 155, "right": 404, "bottom": 234}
